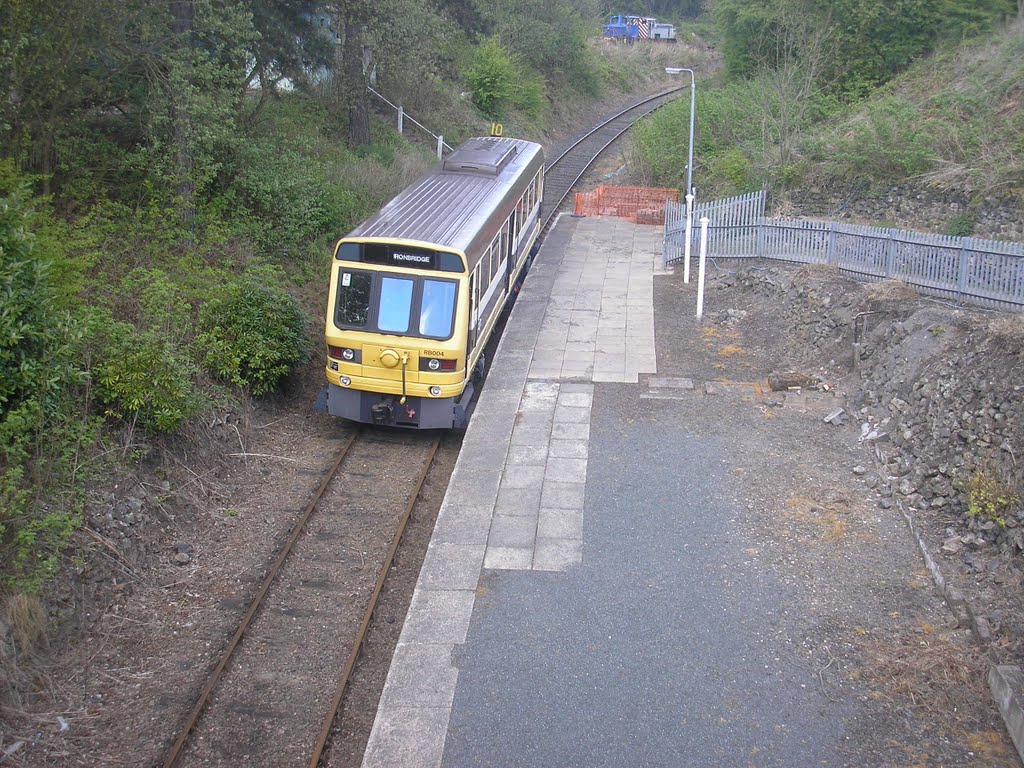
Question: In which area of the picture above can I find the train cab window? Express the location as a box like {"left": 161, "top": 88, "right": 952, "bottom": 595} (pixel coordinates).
{"left": 335, "top": 270, "right": 371, "bottom": 326}
{"left": 377, "top": 276, "right": 414, "bottom": 333}
{"left": 419, "top": 279, "right": 457, "bottom": 337}
{"left": 438, "top": 252, "right": 465, "bottom": 272}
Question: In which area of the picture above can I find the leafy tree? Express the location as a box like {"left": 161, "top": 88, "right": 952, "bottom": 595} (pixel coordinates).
{"left": 598, "top": 0, "right": 704, "bottom": 18}
{"left": 473, "top": 0, "right": 601, "bottom": 92}
{"left": 0, "top": 0, "right": 130, "bottom": 193}
{"left": 368, "top": 0, "right": 465, "bottom": 114}
{"left": 747, "top": 1, "right": 836, "bottom": 168}
{"left": 247, "top": 0, "right": 336, "bottom": 99}
{"left": 433, "top": 0, "right": 488, "bottom": 31}
{"left": 321, "top": 0, "right": 373, "bottom": 146}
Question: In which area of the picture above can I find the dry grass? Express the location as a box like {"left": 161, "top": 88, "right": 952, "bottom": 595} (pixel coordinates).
{"left": 590, "top": 35, "right": 715, "bottom": 80}
{"left": 341, "top": 150, "right": 433, "bottom": 208}
{"left": 793, "top": 263, "right": 842, "bottom": 281}
{"left": 1, "top": 593, "right": 47, "bottom": 710}
{"left": 718, "top": 344, "right": 746, "bottom": 357}
{"left": 4, "top": 593, "right": 47, "bottom": 653}
{"left": 782, "top": 494, "right": 850, "bottom": 541}
{"left": 867, "top": 279, "right": 920, "bottom": 302}
{"left": 858, "top": 633, "right": 990, "bottom": 715}
{"left": 989, "top": 314, "right": 1024, "bottom": 348}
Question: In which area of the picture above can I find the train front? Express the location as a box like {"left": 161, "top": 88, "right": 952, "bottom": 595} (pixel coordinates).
{"left": 322, "top": 240, "right": 470, "bottom": 429}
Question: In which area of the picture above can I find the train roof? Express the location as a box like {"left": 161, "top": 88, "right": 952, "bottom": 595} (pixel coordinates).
{"left": 343, "top": 137, "right": 544, "bottom": 256}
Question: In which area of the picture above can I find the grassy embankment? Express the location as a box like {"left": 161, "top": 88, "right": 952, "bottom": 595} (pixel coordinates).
{"left": 631, "top": 19, "right": 1024, "bottom": 211}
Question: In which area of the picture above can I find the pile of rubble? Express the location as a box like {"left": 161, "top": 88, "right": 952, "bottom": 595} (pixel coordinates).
{"left": 721, "top": 263, "right": 1024, "bottom": 590}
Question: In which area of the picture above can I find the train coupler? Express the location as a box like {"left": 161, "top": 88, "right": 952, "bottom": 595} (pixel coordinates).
{"left": 371, "top": 401, "right": 394, "bottom": 425}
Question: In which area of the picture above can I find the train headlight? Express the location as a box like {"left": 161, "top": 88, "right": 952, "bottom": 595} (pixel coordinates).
{"left": 340, "top": 376, "right": 351, "bottom": 387}
{"left": 342, "top": 348, "right": 355, "bottom": 361}
{"left": 427, "top": 358, "right": 440, "bottom": 371}
{"left": 429, "top": 386, "right": 441, "bottom": 397}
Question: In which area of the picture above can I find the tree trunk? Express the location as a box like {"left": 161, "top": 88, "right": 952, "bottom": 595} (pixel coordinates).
{"left": 170, "top": 0, "right": 195, "bottom": 235}
{"left": 342, "top": 16, "right": 370, "bottom": 147}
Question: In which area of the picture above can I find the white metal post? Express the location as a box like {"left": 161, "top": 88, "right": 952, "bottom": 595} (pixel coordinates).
{"left": 437, "top": 135, "right": 444, "bottom": 160}
{"left": 696, "top": 216, "right": 709, "bottom": 319}
{"left": 683, "top": 192, "right": 694, "bottom": 283}
{"left": 397, "top": 106, "right": 404, "bottom": 135}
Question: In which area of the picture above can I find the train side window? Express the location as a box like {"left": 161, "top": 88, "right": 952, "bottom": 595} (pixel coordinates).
{"left": 419, "top": 279, "right": 457, "bottom": 338}
{"left": 377, "top": 276, "right": 414, "bottom": 333}
{"left": 485, "top": 241, "right": 496, "bottom": 284}
{"left": 335, "top": 269, "right": 371, "bottom": 327}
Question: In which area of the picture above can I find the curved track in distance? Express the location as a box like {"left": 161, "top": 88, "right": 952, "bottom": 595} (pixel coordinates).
{"left": 541, "top": 86, "right": 685, "bottom": 232}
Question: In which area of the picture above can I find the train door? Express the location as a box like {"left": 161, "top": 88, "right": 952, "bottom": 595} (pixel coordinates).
{"left": 468, "top": 270, "right": 477, "bottom": 358}
{"left": 505, "top": 210, "right": 517, "bottom": 291}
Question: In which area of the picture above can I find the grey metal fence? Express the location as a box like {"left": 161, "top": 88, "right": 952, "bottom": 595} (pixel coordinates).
{"left": 663, "top": 190, "right": 1024, "bottom": 311}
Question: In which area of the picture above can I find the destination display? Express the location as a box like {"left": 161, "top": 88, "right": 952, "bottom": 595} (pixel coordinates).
{"left": 336, "top": 241, "right": 465, "bottom": 272}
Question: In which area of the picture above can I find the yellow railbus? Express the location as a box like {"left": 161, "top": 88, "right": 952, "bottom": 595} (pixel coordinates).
{"left": 322, "top": 137, "right": 544, "bottom": 428}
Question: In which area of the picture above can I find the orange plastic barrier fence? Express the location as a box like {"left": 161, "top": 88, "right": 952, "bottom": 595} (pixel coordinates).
{"left": 574, "top": 186, "right": 680, "bottom": 224}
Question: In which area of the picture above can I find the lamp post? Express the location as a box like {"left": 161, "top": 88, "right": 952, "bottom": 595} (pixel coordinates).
{"left": 664, "top": 67, "right": 696, "bottom": 199}
{"left": 665, "top": 67, "right": 696, "bottom": 281}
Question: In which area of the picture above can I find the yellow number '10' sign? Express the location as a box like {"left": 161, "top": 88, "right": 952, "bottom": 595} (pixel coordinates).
{"left": 490, "top": 122, "right": 503, "bottom": 137}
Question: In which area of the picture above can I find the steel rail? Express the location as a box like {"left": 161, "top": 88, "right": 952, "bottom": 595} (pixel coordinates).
{"left": 161, "top": 430, "right": 360, "bottom": 768}
{"left": 541, "top": 86, "right": 685, "bottom": 231}
{"left": 308, "top": 434, "right": 442, "bottom": 767}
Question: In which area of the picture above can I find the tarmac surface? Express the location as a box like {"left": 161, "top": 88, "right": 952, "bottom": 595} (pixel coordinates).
{"left": 358, "top": 214, "right": 992, "bottom": 767}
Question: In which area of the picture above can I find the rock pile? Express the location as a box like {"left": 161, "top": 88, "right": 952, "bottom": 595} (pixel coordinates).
{"left": 857, "top": 314, "right": 1024, "bottom": 554}
{"left": 726, "top": 263, "right": 1024, "bottom": 576}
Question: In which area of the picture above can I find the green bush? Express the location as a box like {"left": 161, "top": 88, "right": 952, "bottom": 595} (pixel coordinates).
{"left": 90, "top": 314, "right": 203, "bottom": 434}
{"left": 945, "top": 212, "right": 975, "bottom": 237}
{"left": 466, "top": 37, "right": 544, "bottom": 119}
{"left": 197, "top": 269, "right": 309, "bottom": 396}
{"left": 963, "top": 466, "right": 1019, "bottom": 528}
{"left": 1, "top": 178, "right": 93, "bottom": 591}
{"left": 231, "top": 143, "right": 362, "bottom": 257}
{"left": 633, "top": 81, "right": 777, "bottom": 195}
{"left": 710, "top": 149, "right": 755, "bottom": 192}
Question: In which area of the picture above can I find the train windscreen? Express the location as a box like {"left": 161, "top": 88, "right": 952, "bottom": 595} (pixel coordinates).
{"left": 378, "top": 276, "right": 414, "bottom": 333}
{"left": 336, "top": 271, "right": 371, "bottom": 325}
{"left": 334, "top": 268, "right": 457, "bottom": 341}
{"left": 419, "top": 280, "right": 456, "bottom": 337}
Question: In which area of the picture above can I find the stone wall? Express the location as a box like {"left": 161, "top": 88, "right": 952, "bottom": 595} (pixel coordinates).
{"left": 782, "top": 184, "right": 1024, "bottom": 242}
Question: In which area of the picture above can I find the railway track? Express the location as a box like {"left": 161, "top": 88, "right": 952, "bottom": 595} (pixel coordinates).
{"left": 161, "top": 429, "right": 442, "bottom": 768}
{"left": 541, "top": 86, "right": 685, "bottom": 231}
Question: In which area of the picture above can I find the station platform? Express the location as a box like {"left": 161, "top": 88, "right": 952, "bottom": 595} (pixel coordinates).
{"left": 359, "top": 214, "right": 943, "bottom": 767}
